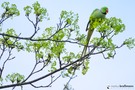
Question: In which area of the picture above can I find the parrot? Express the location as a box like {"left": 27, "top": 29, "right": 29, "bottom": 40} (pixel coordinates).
{"left": 81, "top": 6, "right": 108, "bottom": 57}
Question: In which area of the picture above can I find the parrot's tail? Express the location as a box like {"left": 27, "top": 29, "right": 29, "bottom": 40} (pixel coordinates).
{"left": 81, "top": 28, "right": 94, "bottom": 58}
{"left": 81, "top": 43, "right": 88, "bottom": 58}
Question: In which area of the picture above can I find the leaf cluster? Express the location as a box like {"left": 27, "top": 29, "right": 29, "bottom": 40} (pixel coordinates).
{"left": 0, "top": 1, "right": 135, "bottom": 90}
{"left": 6, "top": 73, "right": 24, "bottom": 84}
{"left": 24, "top": 1, "right": 49, "bottom": 22}
{"left": 1, "top": 2, "right": 19, "bottom": 18}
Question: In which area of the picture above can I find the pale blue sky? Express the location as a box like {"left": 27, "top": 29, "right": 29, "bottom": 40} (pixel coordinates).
{"left": 0, "top": 0, "right": 135, "bottom": 90}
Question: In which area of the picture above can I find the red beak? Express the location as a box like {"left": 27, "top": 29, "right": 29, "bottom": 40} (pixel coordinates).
{"left": 106, "top": 9, "right": 108, "bottom": 13}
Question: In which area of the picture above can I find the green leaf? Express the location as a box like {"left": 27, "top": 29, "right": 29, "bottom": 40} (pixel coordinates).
{"left": 50, "top": 61, "right": 57, "bottom": 72}
{"left": 124, "top": 38, "right": 135, "bottom": 49}
{"left": 1, "top": 2, "right": 10, "bottom": 9}
{"left": 52, "top": 61, "right": 56, "bottom": 66}
{"left": 6, "top": 73, "right": 24, "bottom": 83}
{"left": 68, "top": 66, "right": 73, "bottom": 74}
{"left": 66, "top": 18, "right": 71, "bottom": 24}
{"left": 82, "top": 60, "right": 89, "bottom": 75}
{"left": 24, "top": 6, "right": 32, "bottom": 16}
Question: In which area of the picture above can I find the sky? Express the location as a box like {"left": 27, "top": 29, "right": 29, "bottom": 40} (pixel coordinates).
{"left": 0, "top": 0, "right": 135, "bottom": 90}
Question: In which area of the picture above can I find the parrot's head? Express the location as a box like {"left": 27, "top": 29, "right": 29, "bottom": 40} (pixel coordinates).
{"left": 101, "top": 7, "right": 108, "bottom": 15}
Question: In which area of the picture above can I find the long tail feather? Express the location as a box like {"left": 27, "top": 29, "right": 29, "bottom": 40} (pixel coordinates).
{"left": 81, "top": 28, "right": 94, "bottom": 57}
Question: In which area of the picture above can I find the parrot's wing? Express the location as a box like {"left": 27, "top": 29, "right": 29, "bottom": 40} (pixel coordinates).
{"left": 86, "top": 9, "right": 99, "bottom": 31}
{"left": 90, "top": 9, "right": 99, "bottom": 17}
{"left": 86, "top": 20, "right": 90, "bottom": 31}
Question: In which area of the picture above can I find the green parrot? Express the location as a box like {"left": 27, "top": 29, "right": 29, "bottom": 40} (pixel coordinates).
{"left": 81, "top": 6, "right": 108, "bottom": 57}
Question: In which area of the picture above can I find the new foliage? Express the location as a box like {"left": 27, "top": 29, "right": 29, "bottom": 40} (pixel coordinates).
{"left": 0, "top": 1, "right": 134, "bottom": 90}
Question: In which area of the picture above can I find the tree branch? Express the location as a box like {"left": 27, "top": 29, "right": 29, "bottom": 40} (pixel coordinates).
{"left": 0, "top": 33, "right": 83, "bottom": 45}
{"left": 0, "top": 52, "right": 90, "bottom": 89}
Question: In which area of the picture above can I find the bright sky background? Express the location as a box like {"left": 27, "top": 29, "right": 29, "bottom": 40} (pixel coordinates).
{"left": 0, "top": 0, "right": 135, "bottom": 90}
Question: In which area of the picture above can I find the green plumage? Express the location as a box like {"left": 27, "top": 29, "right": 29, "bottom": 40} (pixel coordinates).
{"left": 81, "top": 7, "right": 108, "bottom": 57}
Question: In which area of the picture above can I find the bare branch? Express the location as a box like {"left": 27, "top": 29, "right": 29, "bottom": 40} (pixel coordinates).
{"left": 1, "top": 47, "right": 15, "bottom": 76}
{"left": 0, "top": 43, "right": 6, "bottom": 60}
{"left": 48, "top": 18, "right": 69, "bottom": 39}
{"left": 63, "top": 75, "right": 77, "bottom": 90}
{"left": 25, "top": 15, "right": 40, "bottom": 39}
{"left": 30, "top": 74, "right": 61, "bottom": 88}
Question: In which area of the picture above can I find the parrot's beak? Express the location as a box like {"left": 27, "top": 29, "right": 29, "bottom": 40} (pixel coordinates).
{"left": 106, "top": 9, "right": 108, "bottom": 14}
